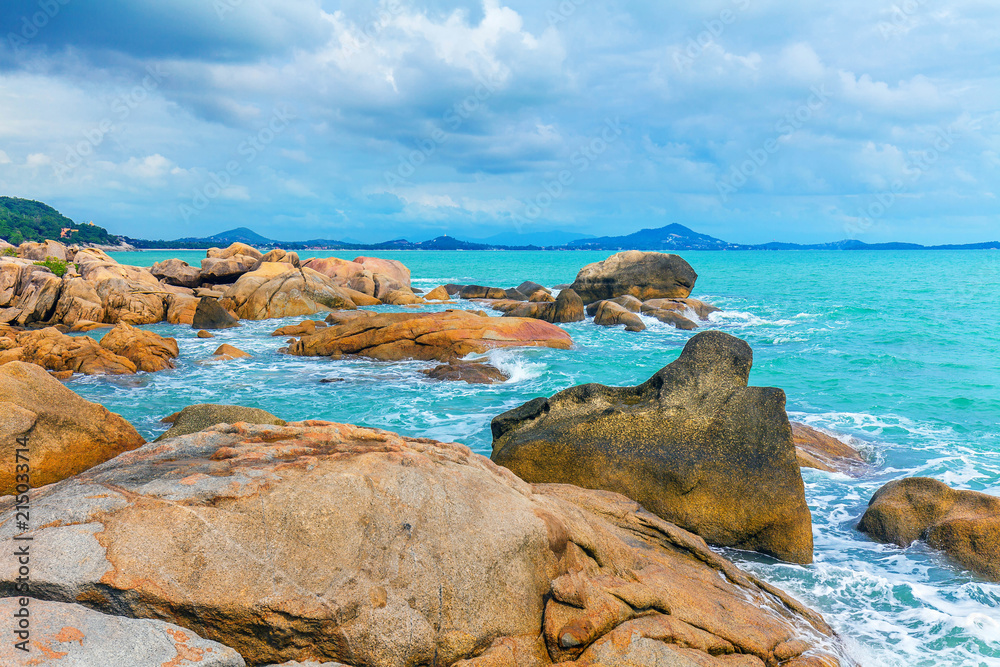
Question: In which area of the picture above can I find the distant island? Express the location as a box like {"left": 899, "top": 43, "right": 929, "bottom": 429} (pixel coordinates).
{"left": 2, "top": 196, "right": 997, "bottom": 251}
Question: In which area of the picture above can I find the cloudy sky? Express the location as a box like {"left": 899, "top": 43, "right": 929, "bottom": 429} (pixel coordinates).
{"left": 1, "top": 0, "right": 998, "bottom": 244}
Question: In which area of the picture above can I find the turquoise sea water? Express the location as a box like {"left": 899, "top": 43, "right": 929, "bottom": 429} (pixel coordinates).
{"left": 90, "top": 249, "right": 1000, "bottom": 666}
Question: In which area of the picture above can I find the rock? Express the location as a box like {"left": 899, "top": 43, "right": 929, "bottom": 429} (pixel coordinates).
{"left": 371, "top": 272, "right": 406, "bottom": 299}
{"left": 166, "top": 293, "right": 200, "bottom": 325}
{"left": 353, "top": 256, "right": 411, "bottom": 287}
{"left": 347, "top": 273, "right": 377, "bottom": 297}
{"left": 302, "top": 257, "right": 363, "bottom": 282}
{"left": 0, "top": 259, "right": 24, "bottom": 306}
{"left": 504, "top": 288, "right": 529, "bottom": 301}
{"left": 423, "top": 286, "right": 451, "bottom": 301}
{"left": 422, "top": 360, "right": 509, "bottom": 384}
{"left": 195, "top": 287, "right": 225, "bottom": 298}
{"left": 342, "top": 287, "right": 381, "bottom": 306}
{"left": 529, "top": 289, "right": 555, "bottom": 303}
{"left": 272, "top": 320, "right": 325, "bottom": 337}
{"left": 1, "top": 327, "right": 138, "bottom": 375}
{"left": 0, "top": 361, "right": 144, "bottom": 493}
{"left": 648, "top": 308, "right": 698, "bottom": 330}
{"left": 643, "top": 297, "right": 721, "bottom": 321}
{"left": 219, "top": 264, "right": 357, "bottom": 320}
{"left": 460, "top": 285, "right": 509, "bottom": 300}
{"left": 592, "top": 300, "right": 646, "bottom": 332}
{"left": 382, "top": 289, "right": 426, "bottom": 306}
{"left": 99, "top": 322, "right": 179, "bottom": 372}
{"left": 516, "top": 281, "right": 549, "bottom": 297}
{"left": 192, "top": 297, "right": 240, "bottom": 330}
{"left": 858, "top": 478, "right": 1000, "bottom": 581}
{"left": 20, "top": 240, "right": 68, "bottom": 261}
{"left": 443, "top": 283, "right": 464, "bottom": 295}
{"left": 570, "top": 251, "right": 698, "bottom": 304}
{"left": 255, "top": 248, "right": 301, "bottom": 269}
{"left": 74, "top": 247, "right": 116, "bottom": 265}
{"left": 197, "top": 330, "right": 215, "bottom": 338}
{"left": 208, "top": 242, "right": 264, "bottom": 261}
{"left": 156, "top": 404, "right": 286, "bottom": 441}
{"left": 151, "top": 258, "right": 202, "bottom": 288}
{"left": 491, "top": 331, "right": 814, "bottom": 564}
{"left": 0, "top": 598, "right": 246, "bottom": 666}
{"left": 503, "top": 289, "right": 585, "bottom": 325}
{"left": 325, "top": 310, "right": 377, "bottom": 326}
{"left": 201, "top": 255, "right": 259, "bottom": 283}
{"left": 52, "top": 276, "right": 105, "bottom": 326}
{"left": 0, "top": 421, "right": 847, "bottom": 667}
{"left": 289, "top": 310, "right": 573, "bottom": 362}
{"left": 586, "top": 295, "right": 642, "bottom": 315}
{"left": 78, "top": 260, "right": 168, "bottom": 324}
{"left": 69, "top": 320, "right": 113, "bottom": 333}
{"left": 213, "top": 344, "right": 251, "bottom": 360}
{"left": 791, "top": 422, "right": 867, "bottom": 476}
{"left": 11, "top": 268, "right": 62, "bottom": 325}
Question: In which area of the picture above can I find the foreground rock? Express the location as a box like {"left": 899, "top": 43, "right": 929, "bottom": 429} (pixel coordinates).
{"left": 858, "top": 477, "right": 1000, "bottom": 581}
{"left": 491, "top": 331, "right": 814, "bottom": 564}
{"left": 0, "top": 421, "right": 848, "bottom": 666}
{"left": 501, "top": 289, "right": 585, "bottom": 324}
{"left": 570, "top": 251, "right": 698, "bottom": 304}
{"left": 99, "top": 322, "right": 179, "bottom": 372}
{"left": 0, "top": 361, "right": 144, "bottom": 493}
{"left": 0, "top": 598, "right": 245, "bottom": 666}
{"left": 792, "top": 422, "right": 867, "bottom": 476}
{"left": 156, "top": 403, "right": 286, "bottom": 441}
{"left": 422, "top": 359, "right": 509, "bottom": 384}
{"left": 0, "top": 327, "right": 137, "bottom": 375}
{"left": 288, "top": 310, "right": 573, "bottom": 362}
{"left": 220, "top": 263, "right": 357, "bottom": 320}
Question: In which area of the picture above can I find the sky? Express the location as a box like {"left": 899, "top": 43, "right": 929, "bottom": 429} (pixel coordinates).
{"left": 0, "top": 0, "right": 998, "bottom": 245}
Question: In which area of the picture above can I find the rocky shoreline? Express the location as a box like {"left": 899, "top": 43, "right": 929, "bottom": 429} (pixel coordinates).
{"left": 1, "top": 238, "right": 994, "bottom": 666}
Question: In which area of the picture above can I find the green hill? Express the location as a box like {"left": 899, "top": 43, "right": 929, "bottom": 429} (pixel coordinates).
{"left": 0, "top": 196, "right": 117, "bottom": 245}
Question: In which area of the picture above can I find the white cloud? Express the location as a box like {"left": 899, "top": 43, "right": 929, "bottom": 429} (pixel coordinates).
{"left": 0, "top": 150, "right": 10, "bottom": 165}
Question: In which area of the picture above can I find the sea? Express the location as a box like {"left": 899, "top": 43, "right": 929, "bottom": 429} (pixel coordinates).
{"left": 83, "top": 248, "right": 1000, "bottom": 666}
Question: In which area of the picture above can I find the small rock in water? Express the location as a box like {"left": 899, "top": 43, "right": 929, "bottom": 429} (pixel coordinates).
{"left": 197, "top": 330, "right": 215, "bottom": 338}
{"left": 320, "top": 377, "right": 345, "bottom": 383}
{"left": 422, "top": 360, "right": 510, "bottom": 384}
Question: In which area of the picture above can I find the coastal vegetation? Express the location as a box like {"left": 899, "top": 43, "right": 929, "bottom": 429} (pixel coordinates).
{"left": 0, "top": 196, "right": 118, "bottom": 245}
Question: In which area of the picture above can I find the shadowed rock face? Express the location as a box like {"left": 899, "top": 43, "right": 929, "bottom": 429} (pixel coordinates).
{"left": 858, "top": 477, "right": 1000, "bottom": 581}
{"left": 502, "top": 289, "right": 585, "bottom": 324}
{"left": 491, "top": 330, "right": 814, "bottom": 564}
{"left": 192, "top": 297, "right": 240, "bottom": 330}
{"left": 0, "top": 421, "right": 847, "bottom": 667}
{"left": 570, "top": 251, "right": 698, "bottom": 304}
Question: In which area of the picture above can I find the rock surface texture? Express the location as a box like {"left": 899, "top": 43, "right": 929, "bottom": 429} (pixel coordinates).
{"left": 491, "top": 331, "right": 814, "bottom": 564}
{"left": 0, "top": 361, "right": 144, "bottom": 493}
{"left": 219, "top": 264, "right": 357, "bottom": 320}
{"left": 858, "top": 477, "right": 1000, "bottom": 581}
{"left": 0, "top": 421, "right": 848, "bottom": 667}
{"left": 288, "top": 310, "right": 573, "bottom": 362}
{"left": 570, "top": 251, "right": 698, "bottom": 304}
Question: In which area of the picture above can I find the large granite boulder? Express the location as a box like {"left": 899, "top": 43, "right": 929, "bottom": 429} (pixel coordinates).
{"left": 99, "top": 322, "right": 179, "bottom": 372}
{"left": 166, "top": 292, "right": 200, "bottom": 325}
{"left": 77, "top": 260, "right": 168, "bottom": 324}
{"left": 353, "top": 256, "right": 411, "bottom": 288}
{"left": 52, "top": 276, "right": 106, "bottom": 326}
{"left": 302, "top": 256, "right": 365, "bottom": 282}
{"left": 10, "top": 267, "right": 62, "bottom": 325}
{"left": 192, "top": 297, "right": 240, "bottom": 329}
{"left": 207, "top": 242, "right": 264, "bottom": 261}
{"left": 0, "top": 598, "right": 245, "bottom": 666}
{"left": 491, "top": 331, "right": 814, "bottom": 564}
{"left": 152, "top": 258, "right": 202, "bottom": 287}
{"left": 0, "top": 361, "right": 144, "bottom": 493}
{"left": 201, "top": 255, "right": 259, "bottom": 283}
{"left": 0, "top": 327, "right": 137, "bottom": 375}
{"left": 570, "top": 251, "right": 698, "bottom": 304}
{"left": 592, "top": 300, "right": 646, "bottom": 331}
{"left": 858, "top": 477, "right": 1000, "bottom": 581}
{"left": 502, "top": 289, "right": 585, "bottom": 324}
{"left": 288, "top": 310, "right": 573, "bottom": 362}
{"left": 156, "top": 403, "right": 286, "bottom": 441}
{"left": 0, "top": 421, "right": 847, "bottom": 667}
{"left": 220, "top": 263, "right": 357, "bottom": 320}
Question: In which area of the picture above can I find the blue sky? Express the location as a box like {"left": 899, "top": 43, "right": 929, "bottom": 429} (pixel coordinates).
{"left": 1, "top": 0, "right": 997, "bottom": 244}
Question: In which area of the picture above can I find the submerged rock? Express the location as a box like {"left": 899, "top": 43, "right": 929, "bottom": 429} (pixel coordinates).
{"left": 491, "top": 331, "right": 814, "bottom": 564}
{"left": 858, "top": 477, "right": 1000, "bottom": 581}
{"left": 792, "top": 422, "right": 867, "bottom": 476}
{"left": 288, "top": 310, "right": 573, "bottom": 362}
{"left": 0, "top": 421, "right": 848, "bottom": 666}
{"left": 155, "top": 403, "right": 286, "bottom": 441}
{"left": 422, "top": 359, "right": 509, "bottom": 384}
{"left": 570, "top": 251, "right": 698, "bottom": 304}
{"left": 0, "top": 361, "right": 144, "bottom": 493}
{"left": 212, "top": 343, "right": 251, "bottom": 360}
{"left": 0, "top": 598, "right": 246, "bottom": 666}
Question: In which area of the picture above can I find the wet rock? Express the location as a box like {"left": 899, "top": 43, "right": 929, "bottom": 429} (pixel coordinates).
{"left": 491, "top": 331, "right": 814, "bottom": 564}
{"left": 192, "top": 297, "right": 241, "bottom": 329}
{"left": 642, "top": 297, "right": 720, "bottom": 321}
{"left": 422, "top": 360, "right": 510, "bottom": 384}
{"left": 791, "top": 422, "right": 867, "bottom": 476}
{"left": 197, "top": 330, "right": 215, "bottom": 338}
{"left": 858, "top": 477, "right": 1000, "bottom": 581}
{"left": 423, "top": 286, "right": 451, "bottom": 301}
{"left": 212, "top": 344, "right": 251, "bottom": 360}
{"left": 648, "top": 308, "right": 698, "bottom": 330}
{"left": 503, "top": 289, "right": 585, "bottom": 324}
{"left": 155, "top": 403, "right": 286, "bottom": 441}
{"left": 99, "top": 322, "right": 179, "bottom": 372}
{"left": 0, "top": 327, "right": 137, "bottom": 375}
{"left": 0, "top": 422, "right": 847, "bottom": 666}
{"left": 592, "top": 300, "right": 646, "bottom": 332}
{"left": 570, "top": 251, "right": 698, "bottom": 304}
{"left": 0, "top": 361, "right": 144, "bottom": 493}
{"left": 516, "top": 281, "right": 549, "bottom": 297}
{"left": 289, "top": 310, "right": 573, "bottom": 362}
